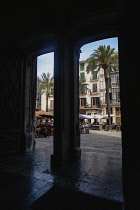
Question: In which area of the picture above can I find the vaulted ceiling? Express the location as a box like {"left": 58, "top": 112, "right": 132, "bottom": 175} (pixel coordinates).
{"left": 0, "top": 0, "right": 119, "bottom": 49}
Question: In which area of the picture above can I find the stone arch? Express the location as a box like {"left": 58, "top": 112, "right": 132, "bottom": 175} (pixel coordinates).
{"left": 17, "top": 36, "right": 57, "bottom": 153}
{"left": 14, "top": 8, "right": 120, "bottom": 165}
{"left": 57, "top": 8, "right": 120, "bottom": 163}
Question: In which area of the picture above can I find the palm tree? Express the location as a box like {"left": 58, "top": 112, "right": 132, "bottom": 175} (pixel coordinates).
{"left": 37, "top": 72, "right": 54, "bottom": 112}
{"left": 86, "top": 45, "right": 118, "bottom": 129}
{"left": 79, "top": 75, "right": 91, "bottom": 95}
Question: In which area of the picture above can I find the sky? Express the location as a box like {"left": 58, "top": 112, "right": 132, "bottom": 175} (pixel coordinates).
{"left": 37, "top": 37, "right": 118, "bottom": 77}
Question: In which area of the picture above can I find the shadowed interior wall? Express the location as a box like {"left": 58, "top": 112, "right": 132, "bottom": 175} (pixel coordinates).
{"left": 0, "top": 53, "right": 37, "bottom": 153}
{"left": 0, "top": 54, "right": 25, "bottom": 153}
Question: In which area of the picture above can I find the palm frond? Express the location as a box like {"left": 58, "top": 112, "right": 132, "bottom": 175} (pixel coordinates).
{"left": 86, "top": 45, "right": 118, "bottom": 73}
{"left": 86, "top": 57, "right": 99, "bottom": 73}
{"left": 37, "top": 72, "right": 54, "bottom": 94}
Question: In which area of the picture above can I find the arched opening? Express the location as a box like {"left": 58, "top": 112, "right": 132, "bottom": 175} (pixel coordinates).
{"left": 11, "top": 10, "right": 124, "bottom": 207}
{"left": 34, "top": 52, "right": 54, "bottom": 162}
{"left": 77, "top": 37, "right": 123, "bottom": 202}
{"left": 22, "top": 41, "right": 56, "bottom": 154}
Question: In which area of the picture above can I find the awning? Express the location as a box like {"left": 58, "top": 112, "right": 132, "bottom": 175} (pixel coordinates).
{"left": 35, "top": 110, "right": 54, "bottom": 117}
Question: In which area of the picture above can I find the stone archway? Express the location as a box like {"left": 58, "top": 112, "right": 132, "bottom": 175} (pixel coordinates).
{"left": 15, "top": 9, "right": 120, "bottom": 166}
{"left": 20, "top": 41, "right": 56, "bottom": 153}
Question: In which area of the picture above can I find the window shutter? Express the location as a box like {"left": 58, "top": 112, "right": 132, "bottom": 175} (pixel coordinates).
{"left": 92, "top": 71, "right": 97, "bottom": 79}
{"left": 93, "top": 84, "right": 97, "bottom": 92}
{"left": 84, "top": 98, "right": 86, "bottom": 106}
{"left": 80, "top": 63, "right": 85, "bottom": 71}
{"left": 96, "top": 97, "right": 100, "bottom": 107}
{"left": 80, "top": 72, "right": 85, "bottom": 80}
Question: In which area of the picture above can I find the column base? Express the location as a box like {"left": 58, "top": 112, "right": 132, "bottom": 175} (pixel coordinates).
{"left": 51, "top": 154, "right": 61, "bottom": 169}
{"left": 72, "top": 147, "right": 81, "bottom": 161}
{"left": 51, "top": 148, "right": 81, "bottom": 168}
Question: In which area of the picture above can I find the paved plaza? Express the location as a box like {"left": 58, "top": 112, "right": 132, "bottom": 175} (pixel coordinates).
{"left": 0, "top": 130, "right": 123, "bottom": 209}
{"left": 35, "top": 130, "right": 123, "bottom": 201}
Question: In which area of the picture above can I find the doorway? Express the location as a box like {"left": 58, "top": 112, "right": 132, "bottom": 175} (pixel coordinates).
{"left": 78, "top": 37, "right": 123, "bottom": 202}
{"left": 35, "top": 52, "right": 54, "bottom": 158}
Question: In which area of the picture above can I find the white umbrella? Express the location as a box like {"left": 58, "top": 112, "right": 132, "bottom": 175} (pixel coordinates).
{"left": 81, "top": 114, "right": 103, "bottom": 119}
{"left": 116, "top": 115, "right": 121, "bottom": 117}
{"left": 79, "top": 114, "right": 89, "bottom": 119}
{"left": 82, "top": 115, "right": 93, "bottom": 119}
{"left": 92, "top": 114, "right": 104, "bottom": 119}
{"left": 102, "top": 114, "right": 118, "bottom": 119}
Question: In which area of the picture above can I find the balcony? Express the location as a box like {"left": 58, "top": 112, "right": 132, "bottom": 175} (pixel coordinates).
{"left": 111, "top": 83, "right": 119, "bottom": 88}
{"left": 91, "top": 105, "right": 100, "bottom": 108}
{"left": 90, "top": 91, "right": 99, "bottom": 95}
{"left": 79, "top": 104, "right": 100, "bottom": 109}
{"left": 79, "top": 92, "right": 87, "bottom": 96}
{"left": 90, "top": 76, "right": 99, "bottom": 82}
{"left": 101, "top": 99, "right": 120, "bottom": 106}
{"left": 110, "top": 99, "right": 120, "bottom": 104}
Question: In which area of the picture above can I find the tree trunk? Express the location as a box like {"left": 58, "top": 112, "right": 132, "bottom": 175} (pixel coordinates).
{"left": 104, "top": 69, "right": 112, "bottom": 130}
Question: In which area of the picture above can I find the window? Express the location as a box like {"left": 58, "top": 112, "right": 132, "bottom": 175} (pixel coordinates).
{"left": 50, "top": 100, "right": 54, "bottom": 109}
{"left": 116, "top": 76, "right": 119, "bottom": 83}
{"left": 80, "top": 72, "right": 85, "bottom": 80}
{"left": 80, "top": 63, "right": 85, "bottom": 71}
{"left": 91, "top": 97, "right": 100, "bottom": 107}
{"left": 116, "top": 91, "right": 120, "bottom": 102}
{"left": 83, "top": 85, "right": 87, "bottom": 94}
{"left": 80, "top": 84, "right": 87, "bottom": 94}
{"left": 93, "top": 98, "right": 96, "bottom": 105}
{"left": 81, "top": 98, "right": 86, "bottom": 106}
{"left": 116, "top": 107, "right": 120, "bottom": 112}
{"left": 93, "top": 84, "right": 97, "bottom": 92}
{"left": 92, "top": 71, "right": 97, "bottom": 80}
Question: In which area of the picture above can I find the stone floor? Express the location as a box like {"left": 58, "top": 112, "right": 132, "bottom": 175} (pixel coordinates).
{"left": 0, "top": 130, "right": 124, "bottom": 209}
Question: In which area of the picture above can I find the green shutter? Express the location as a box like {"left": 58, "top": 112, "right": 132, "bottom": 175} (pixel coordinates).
{"left": 80, "top": 63, "right": 85, "bottom": 71}
{"left": 92, "top": 71, "right": 97, "bottom": 79}
{"left": 80, "top": 72, "right": 85, "bottom": 79}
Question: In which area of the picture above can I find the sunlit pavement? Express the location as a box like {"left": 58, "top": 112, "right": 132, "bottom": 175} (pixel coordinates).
{"left": 0, "top": 130, "right": 123, "bottom": 209}
{"left": 88, "top": 129, "right": 121, "bottom": 137}
{"left": 35, "top": 130, "right": 123, "bottom": 201}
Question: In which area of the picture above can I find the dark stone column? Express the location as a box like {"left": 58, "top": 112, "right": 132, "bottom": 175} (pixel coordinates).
{"left": 72, "top": 47, "right": 81, "bottom": 160}
{"left": 119, "top": 2, "right": 140, "bottom": 209}
{"left": 51, "top": 38, "right": 81, "bottom": 168}
{"left": 51, "top": 39, "right": 64, "bottom": 167}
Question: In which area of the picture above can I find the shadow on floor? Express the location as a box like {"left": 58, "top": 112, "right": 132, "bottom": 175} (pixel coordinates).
{"left": 30, "top": 186, "right": 123, "bottom": 210}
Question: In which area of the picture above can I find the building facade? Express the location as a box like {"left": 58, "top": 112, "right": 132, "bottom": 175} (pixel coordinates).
{"left": 79, "top": 60, "right": 121, "bottom": 124}
{"left": 36, "top": 90, "right": 54, "bottom": 113}
{"left": 36, "top": 58, "right": 121, "bottom": 124}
